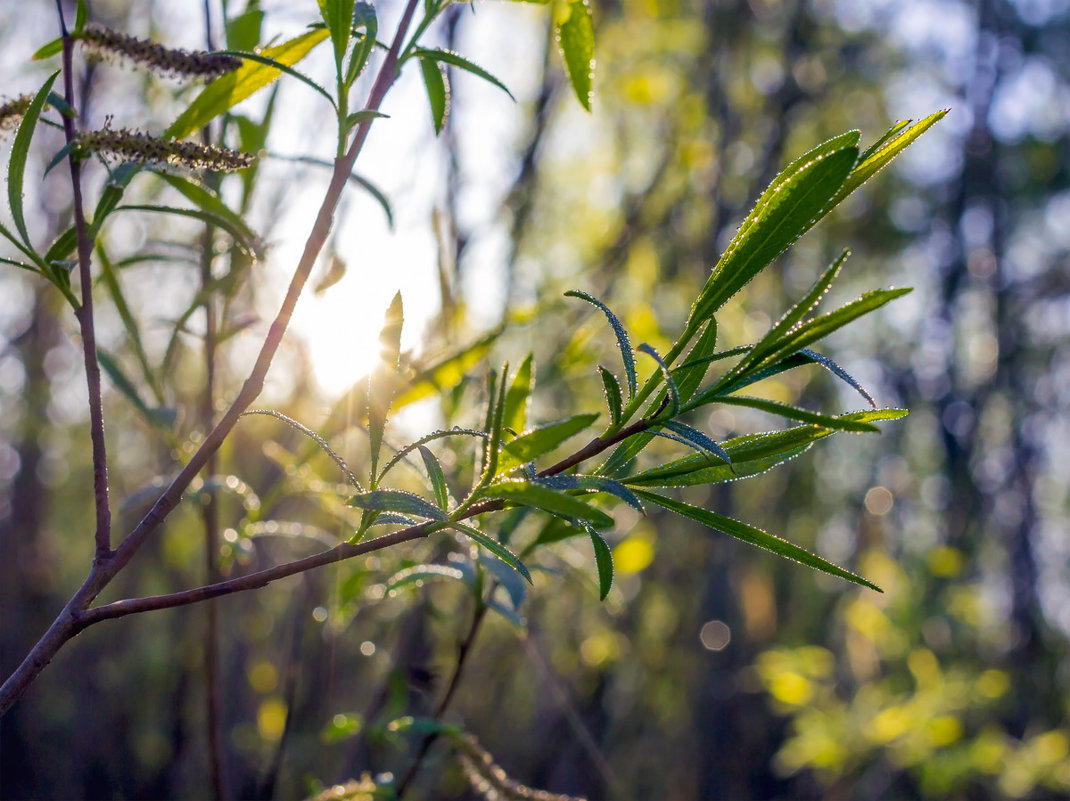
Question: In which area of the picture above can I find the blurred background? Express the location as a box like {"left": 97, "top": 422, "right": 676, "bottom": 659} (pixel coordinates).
{"left": 1, "top": 0, "right": 1069, "bottom": 798}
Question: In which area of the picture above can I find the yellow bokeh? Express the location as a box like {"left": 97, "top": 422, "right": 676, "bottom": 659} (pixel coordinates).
{"left": 247, "top": 660, "right": 278, "bottom": 694}
{"left": 768, "top": 671, "right": 814, "bottom": 706}
{"left": 614, "top": 532, "right": 655, "bottom": 575}
{"left": 927, "top": 545, "right": 965, "bottom": 578}
{"left": 976, "top": 669, "right": 1010, "bottom": 699}
{"left": 257, "top": 698, "right": 288, "bottom": 742}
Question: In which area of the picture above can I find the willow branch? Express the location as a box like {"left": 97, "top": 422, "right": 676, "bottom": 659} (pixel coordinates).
{"left": 56, "top": 0, "right": 112, "bottom": 558}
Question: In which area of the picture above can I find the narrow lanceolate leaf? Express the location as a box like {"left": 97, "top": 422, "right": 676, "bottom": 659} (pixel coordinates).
{"left": 98, "top": 247, "right": 162, "bottom": 403}
{"left": 347, "top": 489, "right": 447, "bottom": 521}
{"left": 638, "top": 344, "right": 679, "bottom": 417}
{"left": 481, "top": 480, "right": 615, "bottom": 529}
{"left": 740, "top": 249, "right": 850, "bottom": 376}
{"left": 708, "top": 348, "right": 876, "bottom": 409}
{"left": 320, "top": 0, "right": 356, "bottom": 69}
{"left": 157, "top": 173, "right": 264, "bottom": 258}
{"left": 419, "top": 56, "right": 450, "bottom": 135}
{"left": 97, "top": 349, "right": 173, "bottom": 430}
{"left": 748, "top": 287, "right": 912, "bottom": 371}
{"left": 167, "top": 28, "right": 330, "bottom": 138}
{"left": 497, "top": 413, "right": 599, "bottom": 472}
{"left": 555, "top": 0, "right": 595, "bottom": 110}
{"left": 691, "top": 144, "right": 858, "bottom": 322}
{"left": 115, "top": 204, "right": 261, "bottom": 258}
{"left": 598, "top": 366, "right": 623, "bottom": 425}
{"left": 565, "top": 290, "right": 636, "bottom": 397}
{"left": 386, "top": 563, "right": 466, "bottom": 592}
{"left": 482, "top": 555, "right": 528, "bottom": 609}
{"left": 447, "top": 521, "right": 532, "bottom": 583}
{"left": 715, "top": 396, "right": 880, "bottom": 432}
{"left": 480, "top": 364, "right": 510, "bottom": 484}
{"left": 345, "top": 4, "right": 378, "bottom": 87}
{"left": 412, "top": 48, "right": 516, "bottom": 101}
{"left": 503, "top": 354, "right": 534, "bottom": 434}
{"left": 537, "top": 475, "right": 644, "bottom": 513}
{"left": 369, "top": 293, "right": 404, "bottom": 481}
{"left": 581, "top": 522, "right": 614, "bottom": 600}
{"left": 662, "top": 420, "right": 732, "bottom": 466}
{"left": 634, "top": 490, "right": 881, "bottom": 591}
{"left": 379, "top": 428, "right": 487, "bottom": 480}
{"left": 826, "top": 110, "right": 948, "bottom": 212}
{"left": 418, "top": 446, "right": 450, "bottom": 510}
{"left": 9, "top": 72, "right": 59, "bottom": 248}
{"left": 673, "top": 319, "right": 718, "bottom": 403}
{"left": 625, "top": 424, "right": 836, "bottom": 487}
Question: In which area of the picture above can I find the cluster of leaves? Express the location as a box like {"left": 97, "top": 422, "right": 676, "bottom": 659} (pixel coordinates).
{"left": 330, "top": 111, "right": 946, "bottom": 611}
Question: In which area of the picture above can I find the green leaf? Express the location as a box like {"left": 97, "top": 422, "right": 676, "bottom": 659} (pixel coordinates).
{"left": 418, "top": 56, "right": 450, "bottom": 135}
{"left": 691, "top": 144, "right": 858, "bottom": 322}
{"left": 33, "top": 39, "right": 63, "bottom": 61}
{"left": 598, "top": 366, "right": 623, "bottom": 425}
{"left": 584, "top": 523, "right": 613, "bottom": 600}
{"left": 418, "top": 446, "right": 450, "bottom": 510}
{"left": 537, "top": 475, "right": 644, "bottom": 513}
{"left": 345, "top": 109, "right": 388, "bottom": 132}
{"left": 735, "top": 249, "right": 849, "bottom": 379}
{"left": 97, "top": 246, "right": 162, "bottom": 404}
{"left": 320, "top": 0, "right": 356, "bottom": 70}
{"left": 156, "top": 172, "right": 264, "bottom": 257}
{"left": 378, "top": 428, "right": 486, "bottom": 481}
{"left": 369, "top": 293, "right": 404, "bottom": 480}
{"left": 74, "top": 0, "right": 88, "bottom": 33}
{"left": 115, "top": 204, "right": 262, "bottom": 258}
{"left": 673, "top": 319, "right": 718, "bottom": 403}
{"left": 386, "top": 563, "right": 466, "bottom": 592}
{"left": 482, "top": 555, "right": 528, "bottom": 609}
{"left": 634, "top": 490, "right": 881, "bottom": 591}
{"left": 480, "top": 479, "right": 615, "bottom": 529}
{"left": 320, "top": 712, "right": 362, "bottom": 744}
{"left": 97, "top": 349, "right": 174, "bottom": 430}
{"left": 661, "top": 420, "right": 732, "bottom": 467}
{"left": 8, "top": 72, "right": 59, "bottom": 248}
{"left": 344, "top": 4, "right": 378, "bottom": 87}
{"left": 503, "top": 354, "right": 534, "bottom": 434}
{"left": 625, "top": 424, "right": 834, "bottom": 487}
{"left": 167, "top": 29, "right": 331, "bottom": 138}
{"left": 638, "top": 343, "right": 678, "bottom": 417}
{"left": 827, "top": 110, "right": 948, "bottom": 212}
{"left": 555, "top": 0, "right": 595, "bottom": 111}
{"left": 447, "top": 521, "right": 532, "bottom": 583}
{"left": 715, "top": 396, "right": 881, "bottom": 432}
{"left": 565, "top": 290, "right": 636, "bottom": 397}
{"left": 498, "top": 413, "right": 599, "bottom": 472}
{"left": 412, "top": 48, "right": 516, "bottom": 101}
{"left": 744, "top": 287, "right": 911, "bottom": 373}
{"left": 244, "top": 409, "right": 361, "bottom": 489}
{"left": 226, "top": 9, "right": 265, "bottom": 51}
{"left": 713, "top": 348, "right": 876, "bottom": 408}
{"left": 347, "top": 489, "right": 447, "bottom": 521}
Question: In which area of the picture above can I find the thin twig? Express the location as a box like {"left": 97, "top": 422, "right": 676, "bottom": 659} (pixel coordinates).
{"left": 0, "top": 0, "right": 423, "bottom": 718}
{"left": 395, "top": 596, "right": 490, "bottom": 798}
{"left": 55, "top": 0, "right": 112, "bottom": 559}
{"left": 199, "top": 3, "right": 228, "bottom": 797}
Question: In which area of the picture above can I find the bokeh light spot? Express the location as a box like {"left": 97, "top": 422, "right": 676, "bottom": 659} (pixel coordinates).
{"left": 699, "top": 620, "right": 731, "bottom": 651}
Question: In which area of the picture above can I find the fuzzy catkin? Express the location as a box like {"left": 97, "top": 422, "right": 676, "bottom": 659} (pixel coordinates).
{"left": 0, "top": 94, "right": 33, "bottom": 134}
{"left": 74, "top": 127, "right": 254, "bottom": 171}
{"left": 79, "top": 24, "right": 241, "bottom": 79}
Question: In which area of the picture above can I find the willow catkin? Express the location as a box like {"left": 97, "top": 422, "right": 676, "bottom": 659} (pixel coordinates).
{"left": 79, "top": 23, "right": 241, "bottom": 80}
{"left": 73, "top": 126, "right": 254, "bottom": 171}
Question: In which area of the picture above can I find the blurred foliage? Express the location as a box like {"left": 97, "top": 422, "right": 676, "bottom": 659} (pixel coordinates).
{"left": 1, "top": 0, "right": 1068, "bottom": 799}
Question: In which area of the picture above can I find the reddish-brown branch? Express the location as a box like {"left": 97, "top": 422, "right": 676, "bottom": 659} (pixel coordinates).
{"left": 0, "top": 0, "right": 423, "bottom": 719}
{"left": 56, "top": 1, "right": 112, "bottom": 559}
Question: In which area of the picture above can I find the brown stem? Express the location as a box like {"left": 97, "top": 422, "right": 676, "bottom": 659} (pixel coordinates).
{"left": 56, "top": 0, "right": 112, "bottom": 559}
{"left": 0, "top": 0, "right": 423, "bottom": 719}
{"left": 199, "top": 4, "right": 227, "bottom": 795}
{"left": 395, "top": 597, "right": 490, "bottom": 798}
